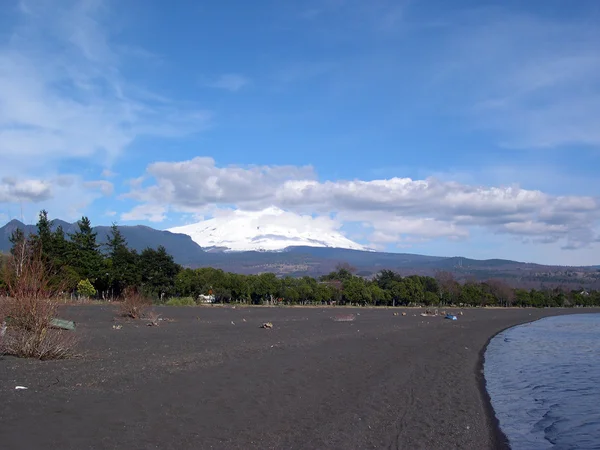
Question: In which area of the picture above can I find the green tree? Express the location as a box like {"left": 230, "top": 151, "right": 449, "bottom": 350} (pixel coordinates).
{"left": 104, "top": 224, "right": 140, "bottom": 298}
{"left": 69, "top": 217, "right": 103, "bottom": 285}
{"left": 405, "top": 276, "right": 425, "bottom": 304}
{"left": 77, "top": 279, "right": 97, "bottom": 298}
{"left": 375, "top": 270, "right": 403, "bottom": 290}
{"left": 139, "top": 246, "right": 181, "bottom": 301}
{"left": 342, "top": 277, "right": 371, "bottom": 305}
{"left": 314, "top": 283, "right": 334, "bottom": 304}
{"left": 423, "top": 291, "right": 439, "bottom": 306}
{"left": 368, "top": 283, "right": 389, "bottom": 306}
{"left": 31, "top": 210, "right": 54, "bottom": 260}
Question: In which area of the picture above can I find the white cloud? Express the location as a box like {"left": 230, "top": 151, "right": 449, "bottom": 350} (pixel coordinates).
{"left": 0, "top": 174, "right": 115, "bottom": 222}
{"left": 125, "top": 157, "right": 316, "bottom": 210}
{"left": 208, "top": 74, "right": 249, "bottom": 92}
{"left": 0, "top": 0, "right": 210, "bottom": 173}
{"left": 124, "top": 158, "right": 600, "bottom": 251}
{"left": 352, "top": 214, "right": 470, "bottom": 244}
{"left": 0, "top": 177, "right": 53, "bottom": 203}
{"left": 121, "top": 204, "right": 167, "bottom": 223}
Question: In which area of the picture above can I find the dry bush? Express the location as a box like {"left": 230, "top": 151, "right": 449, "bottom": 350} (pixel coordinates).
{"left": 118, "top": 287, "right": 151, "bottom": 319}
{"left": 143, "top": 309, "right": 161, "bottom": 326}
{"left": 0, "top": 240, "right": 77, "bottom": 359}
{"left": 1, "top": 325, "right": 76, "bottom": 360}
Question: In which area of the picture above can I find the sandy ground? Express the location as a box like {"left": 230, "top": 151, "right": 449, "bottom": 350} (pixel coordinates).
{"left": 1, "top": 305, "right": 596, "bottom": 450}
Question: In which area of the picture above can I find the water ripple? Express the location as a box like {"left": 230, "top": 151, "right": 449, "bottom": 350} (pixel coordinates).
{"left": 484, "top": 314, "right": 600, "bottom": 450}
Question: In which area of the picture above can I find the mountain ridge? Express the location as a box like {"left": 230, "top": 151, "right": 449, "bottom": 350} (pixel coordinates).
{"left": 0, "top": 219, "right": 206, "bottom": 265}
{"left": 1, "top": 219, "right": 598, "bottom": 288}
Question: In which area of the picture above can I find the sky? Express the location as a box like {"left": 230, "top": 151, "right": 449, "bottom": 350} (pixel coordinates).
{"left": 1, "top": 0, "right": 599, "bottom": 265}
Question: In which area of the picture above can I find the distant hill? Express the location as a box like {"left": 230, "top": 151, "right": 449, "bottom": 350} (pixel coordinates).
{"left": 0, "top": 219, "right": 206, "bottom": 266}
{"left": 1, "top": 219, "right": 599, "bottom": 288}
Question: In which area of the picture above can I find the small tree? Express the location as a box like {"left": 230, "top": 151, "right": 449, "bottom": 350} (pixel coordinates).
{"left": 77, "top": 279, "right": 97, "bottom": 299}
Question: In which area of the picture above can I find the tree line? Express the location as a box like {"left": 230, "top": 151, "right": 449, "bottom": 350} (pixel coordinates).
{"left": 1, "top": 211, "right": 599, "bottom": 308}
{"left": 0, "top": 211, "right": 179, "bottom": 301}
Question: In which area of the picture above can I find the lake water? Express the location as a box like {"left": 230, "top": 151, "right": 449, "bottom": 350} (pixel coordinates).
{"left": 484, "top": 313, "right": 600, "bottom": 450}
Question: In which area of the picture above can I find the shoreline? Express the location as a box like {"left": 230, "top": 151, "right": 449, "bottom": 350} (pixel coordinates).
{"left": 478, "top": 325, "right": 516, "bottom": 450}
{"left": 477, "top": 311, "right": 600, "bottom": 450}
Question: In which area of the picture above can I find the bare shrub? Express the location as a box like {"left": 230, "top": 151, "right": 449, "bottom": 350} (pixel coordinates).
{"left": 118, "top": 287, "right": 151, "bottom": 319}
{"left": 1, "top": 326, "right": 76, "bottom": 360}
{"left": 143, "top": 309, "right": 161, "bottom": 326}
{"left": 0, "top": 239, "right": 77, "bottom": 359}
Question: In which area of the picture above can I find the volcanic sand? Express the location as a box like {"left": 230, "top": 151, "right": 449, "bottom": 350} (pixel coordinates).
{"left": 1, "top": 305, "right": 593, "bottom": 449}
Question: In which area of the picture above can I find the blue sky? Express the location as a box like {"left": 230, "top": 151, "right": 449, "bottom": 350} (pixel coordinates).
{"left": 1, "top": 0, "right": 599, "bottom": 265}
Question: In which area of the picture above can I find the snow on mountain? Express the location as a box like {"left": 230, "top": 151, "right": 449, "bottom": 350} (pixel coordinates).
{"left": 167, "top": 207, "right": 367, "bottom": 252}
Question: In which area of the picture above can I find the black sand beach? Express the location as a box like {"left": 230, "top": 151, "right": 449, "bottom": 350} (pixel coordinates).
{"left": 1, "top": 306, "right": 595, "bottom": 449}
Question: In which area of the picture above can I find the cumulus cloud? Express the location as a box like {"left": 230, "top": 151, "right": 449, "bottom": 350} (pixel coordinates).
{"left": 126, "top": 157, "right": 316, "bottom": 210}
{"left": 0, "top": 174, "right": 115, "bottom": 221}
{"left": 124, "top": 158, "right": 600, "bottom": 250}
{"left": 121, "top": 204, "right": 167, "bottom": 223}
{"left": 0, "top": 177, "right": 53, "bottom": 203}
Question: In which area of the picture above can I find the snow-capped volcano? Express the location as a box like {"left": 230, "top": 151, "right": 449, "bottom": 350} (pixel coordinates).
{"left": 167, "top": 207, "right": 367, "bottom": 252}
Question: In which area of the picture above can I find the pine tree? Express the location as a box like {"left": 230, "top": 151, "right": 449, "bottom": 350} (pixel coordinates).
{"left": 69, "top": 217, "right": 103, "bottom": 285}
{"left": 32, "top": 210, "right": 54, "bottom": 259}
{"left": 104, "top": 224, "right": 140, "bottom": 298}
{"left": 139, "top": 246, "right": 180, "bottom": 301}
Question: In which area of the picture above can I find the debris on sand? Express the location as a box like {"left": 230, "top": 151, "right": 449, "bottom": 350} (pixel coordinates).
{"left": 401, "top": 312, "right": 407, "bottom": 316}
{"left": 393, "top": 312, "right": 399, "bottom": 316}
{"left": 420, "top": 308, "right": 440, "bottom": 317}
{"left": 260, "top": 322, "right": 273, "bottom": 329}
{"left": 112, "top": 325, "right": 122, "bottom": 330}
{"left": 332, "top": 314, "right": 356, "bottom": 322}
{"left": 143, "top": 311, "right": 161, "bottom": 327}
{"left": 15, "top": 386, "right": 28, "bottom": 390}
{"left": 458, "top": 311, "right": 464, "bottom": 316}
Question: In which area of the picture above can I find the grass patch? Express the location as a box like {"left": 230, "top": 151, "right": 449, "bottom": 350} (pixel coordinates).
{"left": 165, "top": 297, "right": 196, "bottom": 306}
